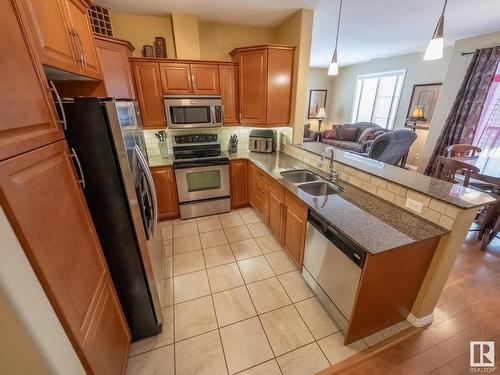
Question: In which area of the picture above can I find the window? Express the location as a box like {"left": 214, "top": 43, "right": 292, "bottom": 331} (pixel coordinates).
{"left": 351, "top": 70, "right": 406, "bottom": 129}
{"left": 473, "top": 63, "right": 500, "bottom": 157}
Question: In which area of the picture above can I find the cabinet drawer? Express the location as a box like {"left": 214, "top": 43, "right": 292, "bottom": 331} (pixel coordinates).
{"left": 285, "top": 190, "right": 308, "bottom": 218}
{"left": 269, "top": 178, "right": 285, "bottom": 198}
{"left": 254, "top": 166, "right": 269, "bottom": 184}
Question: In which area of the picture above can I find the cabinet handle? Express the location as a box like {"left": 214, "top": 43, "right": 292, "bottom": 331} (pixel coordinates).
{"left": 48, "top": 80, "right": 67, "bottom": 131}
{"left": 75, "top": 29, "right": 86, "bottom": 67}
{"left": 71, "top": 27, "right": 85, "bottom": 67}
{"left": 70, "top": 147, "right": 86, "bottom": 189}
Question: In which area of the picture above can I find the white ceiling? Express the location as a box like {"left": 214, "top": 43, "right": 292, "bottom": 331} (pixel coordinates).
{"left": 99, "top": 0, "right": 500, "bottom": 67}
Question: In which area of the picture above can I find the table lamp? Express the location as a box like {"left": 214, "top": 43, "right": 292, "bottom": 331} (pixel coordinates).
{"left": 316, "top": 107, "right": 327, "bottom": 131}
{"left": 408, "top": 106, "right": 426, "bottom": 131}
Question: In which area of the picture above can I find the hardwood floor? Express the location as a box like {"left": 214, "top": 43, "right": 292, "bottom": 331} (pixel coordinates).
{"left": 326, "top": 226, "right": 500, "bottom": 374}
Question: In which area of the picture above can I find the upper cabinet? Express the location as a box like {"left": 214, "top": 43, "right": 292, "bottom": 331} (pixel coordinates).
{"left": 95, "top": 35, "right": 136, "bottom": 98}
{"left": 131, "top": 61, "right": 165, "bottom": 128}
{"left": 159, "top": 62, "right": 192, "bottom": 94}
{"left": 219, "top": 64, "right": 239, "bottom": 125}
{"left": 190, "top": 63, "right": 219, "bottom": 95}
{"left": 0, "top": 0, "right": 64, "bottom": 161}
{"left": 19, "top": 0, "right": 101, "bottom": 79}
{"left": 231, "top": 45, "right": 294, "bottom": 127}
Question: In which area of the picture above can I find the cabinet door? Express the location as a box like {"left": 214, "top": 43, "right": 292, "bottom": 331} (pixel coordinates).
{"left": 83, "top": 278, "right": 130, "bottom": 375}
{"left": 64, "top": 0, "right": 101, "bottom": 79}
{"left": 230, "top": 159, "right": 248, "bottom": 208}
{"left": 267, "top": 48, "right": 293, "bottom": 125}
{"left": 268, "top": 189, "right": 284, "bottom": 243}
{"left": 18, "top": 0, "right": 76, "bottom": 72}
{"left": 151, "top": 166, "right": 180, "bottom": 220}
{"left": 0, "top": 141, "right": 108, "bottom": 347}
{"left": 219, "top": 64, "right": 239, "bottom": 124}
{"left": 1, "top": 0, "right": 64, "bottom": 160}
{"left": 159, "top": 62, "right": 192, "bottom": 94}
{"left": 131, "top": 62, "right": 165, "bottom": 128}
{"left": 238, "top": 50, "right": 267, "bottom": 125}
{"left": 283, "top": 203, "right": 307, "bottom": 267}
{"left": 190, "top": 63, "right": 219, "bottom": 95}
{"left": 253, "top": 167, "right": 269, "bottom": 223}
{"left": 95, "top": 37, "right": 135, "bottom": 98}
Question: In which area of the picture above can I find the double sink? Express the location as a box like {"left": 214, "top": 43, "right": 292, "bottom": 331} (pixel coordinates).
{"left": 280, "top": 170, "right": 344, "bottom": 196}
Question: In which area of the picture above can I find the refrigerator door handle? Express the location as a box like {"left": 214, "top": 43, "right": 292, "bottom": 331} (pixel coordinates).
{"left": 70, "top": 147, "right": 86, "bottom": 189}
{"left": 135, "top": 145, "right": 158, "bottom": 239}
{"left": 49, "top": 80, "right": 67, "bottom": 131}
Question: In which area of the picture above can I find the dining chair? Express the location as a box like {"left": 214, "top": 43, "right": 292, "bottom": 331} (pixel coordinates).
{"left": 446, "top": 144, "right": 482, "bottom": 157}
{"left": 435, "top": 156, "right": 480, "bottom": 187}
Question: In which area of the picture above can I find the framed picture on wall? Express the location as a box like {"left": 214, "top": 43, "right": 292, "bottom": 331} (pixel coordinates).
{"left": 308, "top": 89, "right": 328, "bottom": 119}
{"left": 405, "top": 83, "right": 442, "bottom": 130}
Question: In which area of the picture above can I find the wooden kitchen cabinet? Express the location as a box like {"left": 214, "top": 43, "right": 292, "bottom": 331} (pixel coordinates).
{"left": 230, "top": 45, "right": 294, "bottom": 127}
{"left": 151, "top": 166, "right": 180, "bottom": 220}
{"left": 95, "top": 35, "right": 135, "bottom": 98}
{"left": 0, "top": 0, "right": 64, "bottom": 161}
{"left": 283, "top": 191, "right": 308, "bottom": 266}
{"left": 19, "top": 0, "right": 101, "bottom": 79}
{"left": 159, "top": 62, "right": 192, "bottom": 94}
{"left": 190, "top": 63, "right": 220, "bottom": 95}
{"left": 131, "top": 61, "right": 166, "bottom": 128}
{"left": 0, "top": 140, "right": 130, "bottom": 372}
{"left": 251, "top": 165, "right": 270, "bottom": 223}
{"left": 219, "top": 64, "right": 239, "bottom": 124}
{"left": 268, "top": 180, "right": 285, "bottom": 243}
{"left": 230, "top": 159, "right": 248, "bottom": 208}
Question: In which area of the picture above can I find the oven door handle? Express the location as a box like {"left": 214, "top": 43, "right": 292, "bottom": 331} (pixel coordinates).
{"left": 174, "top": 160, "right": 229, "bottom": 169}
{"left": 135, "top": 145, "right": 158, "bottom": 238}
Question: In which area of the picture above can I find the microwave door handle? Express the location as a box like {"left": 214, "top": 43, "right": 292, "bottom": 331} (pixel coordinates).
{"left": 135, "top": 146, "right": 158, "bottom": 238}
{"left": 210, "top": 106, "right": 216, "bottom": 124}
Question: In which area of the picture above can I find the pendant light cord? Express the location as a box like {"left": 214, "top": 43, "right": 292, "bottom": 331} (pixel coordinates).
{"left": 441, "top": 0, "right": 448, "bottom": 15}
{"left": 334, "top": 0, "right": 343, "bottom": 50}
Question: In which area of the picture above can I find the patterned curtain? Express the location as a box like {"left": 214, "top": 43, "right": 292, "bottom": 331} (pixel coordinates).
{"left": 425, "top": 46, "right": 500, "bottom": 176}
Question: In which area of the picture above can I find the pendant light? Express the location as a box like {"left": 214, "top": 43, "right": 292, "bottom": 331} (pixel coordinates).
{"left": 328, "top": 0, "right": 343, "bottom": 75}
{"left": 424, "top": 0, "right": 448, "bottom": 61}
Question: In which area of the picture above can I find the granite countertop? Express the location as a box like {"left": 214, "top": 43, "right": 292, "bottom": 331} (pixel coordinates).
{"left": 228, "top": 151, "right": 448, "bottom": 254}
{"left": 295, "top": 142, "right": 496, "bottom": 209}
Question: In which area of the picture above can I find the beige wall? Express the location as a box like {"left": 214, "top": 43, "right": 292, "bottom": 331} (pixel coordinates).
{"left": 198, "top": 22, "right": 274, "bottom": 61}
{"left": 111, "top": 12, "right": 176, "bottom": 58}
{"left": 274, "top": 9, "right": 314, "bottom": 144}
{"left": 419, "top": 30, "right": 500, "bottom": 171}
{"left": 172, "top": 13, "right": 201, "bottom": 60}
{"left": 0, "top": 208, "right": 84, "bottom": 374}
{"left": 306, "top": 67, "right": 333, "bottom": 131}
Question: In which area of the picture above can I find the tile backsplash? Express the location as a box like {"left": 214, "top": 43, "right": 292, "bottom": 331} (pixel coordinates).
{"left": 144, "top": 126, "right": 291, "bottom": 156}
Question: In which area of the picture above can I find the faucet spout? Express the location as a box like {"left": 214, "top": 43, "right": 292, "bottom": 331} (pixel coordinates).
{"left": 317, "top": 146, "right": 338, "bottom": 182}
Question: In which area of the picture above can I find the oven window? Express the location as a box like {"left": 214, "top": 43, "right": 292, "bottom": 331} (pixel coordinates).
{"left": 170, "top": 106, "right": 211, "bottom": 124}
{"left": 186, "top": 170, "right": 221, "bottom": 192}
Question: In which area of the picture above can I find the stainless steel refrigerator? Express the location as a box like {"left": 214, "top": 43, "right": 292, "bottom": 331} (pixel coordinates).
{"left": 61, "top": 97, "right": 162, "bottom": 340}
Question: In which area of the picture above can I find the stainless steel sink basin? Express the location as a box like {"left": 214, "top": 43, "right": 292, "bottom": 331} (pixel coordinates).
{"left": 298, "top": 181, "right": 344, "bottom": 196}
{"left": 280, "top": 170, "right": 322, "bottom": 184}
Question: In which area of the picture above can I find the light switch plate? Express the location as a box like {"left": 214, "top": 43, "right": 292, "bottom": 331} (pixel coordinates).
{"left": 405, "top": 198, "right": 424, "bottom": 213}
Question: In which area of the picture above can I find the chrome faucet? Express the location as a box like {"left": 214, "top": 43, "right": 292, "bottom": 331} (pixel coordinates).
{"left": 317, "top": 146, "right": 339, "bottom": 182}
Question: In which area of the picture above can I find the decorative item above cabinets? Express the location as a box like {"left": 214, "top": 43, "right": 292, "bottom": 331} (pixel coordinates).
{"left": 17, "top": 0, "right": 102, "bottom": 80}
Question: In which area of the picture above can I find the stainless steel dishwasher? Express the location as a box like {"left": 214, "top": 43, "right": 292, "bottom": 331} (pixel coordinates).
{"left": 302, "top": 210, "right": 366, "bottom": 332}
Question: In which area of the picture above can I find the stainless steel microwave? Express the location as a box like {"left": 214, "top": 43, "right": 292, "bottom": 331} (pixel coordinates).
{"left": 164, "top": 95, "right": 223, "bottom": 129}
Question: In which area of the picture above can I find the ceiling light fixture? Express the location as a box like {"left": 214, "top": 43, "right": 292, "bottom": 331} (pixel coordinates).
{"left": 328, "top": 0, "right": 343, "bottom": 75}
{"left": 423, "top": 0, "right": 448, "bottom": 61}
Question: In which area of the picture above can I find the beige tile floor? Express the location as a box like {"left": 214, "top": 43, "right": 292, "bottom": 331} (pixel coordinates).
{"left": 129, "top": 207, "right": 408, "bottom": 375}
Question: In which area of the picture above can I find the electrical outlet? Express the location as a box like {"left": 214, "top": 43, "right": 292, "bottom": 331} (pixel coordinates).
{"left": 414, "top": 154, "right": 420, "bottom": 160}
{"left": 405, "top": 198, "right": 424, "bottom": 213}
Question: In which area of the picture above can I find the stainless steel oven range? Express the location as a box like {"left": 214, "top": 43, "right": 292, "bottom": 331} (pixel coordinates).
{"left": 173, "top": 134, "right": 231, "bottom": 219}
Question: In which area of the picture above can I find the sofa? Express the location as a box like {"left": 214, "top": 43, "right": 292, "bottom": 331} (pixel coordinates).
{"left": 319, "top": 122, "right": 417, "bottom": 166}
{"left": 319, "top": 122, "right": 388, "bottom": 153}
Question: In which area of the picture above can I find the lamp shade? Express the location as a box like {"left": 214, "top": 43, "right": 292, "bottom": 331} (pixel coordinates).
{"left": 424, "top": 13, "right": 444, "bottom": 61}
{"left": 317, "top": 107, "right": 327, "bottom": 119}
{"left": 411, "top": 106, "right": 425, "bottom": 120}
{"left": 328, "top": 49, "right": 339, "bottom": 76}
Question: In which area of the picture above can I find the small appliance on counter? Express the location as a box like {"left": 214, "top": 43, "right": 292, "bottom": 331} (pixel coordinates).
{"left": 228, "top": 134, "right": 238, "bottom": 154}
{"left": 155, "top": 130, "right": 168, "bottom": 157}
{"left": 249, "top": 129, "right": 277, "bottom": 153}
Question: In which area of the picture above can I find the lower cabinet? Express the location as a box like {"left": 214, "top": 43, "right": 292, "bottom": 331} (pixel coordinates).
{"left": 282, "top": 192, "right": 308, "bottom": 266}
{"left": 268, "top": 180, "right": 285, "bottom": 243}
{"left": 0, "top": 140, "right": 130, "bottom": 373}
{"left": 230, "top": 159, "right": 248, "bottom": 208}
{"left": 83, "top": 278, "right": 130, "bottom": 375}
{"left": 151, "top": 165, "right": 180, "bottom": 220}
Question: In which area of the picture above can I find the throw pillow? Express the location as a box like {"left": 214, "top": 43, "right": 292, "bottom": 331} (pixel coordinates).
{"left": 374, "top": 130, "right": 385, "bottom": 138}
{"left": 337, "top": 126, "right": 358, "bottom": 141}
{"left": 358, "top": 127, "right": 379, "bottom": 143}
{"left": 323, "top": 129, "right": 338, "bottom": 139}
{"left": 303, "top": 123, "right": 311, "bottom": 138}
